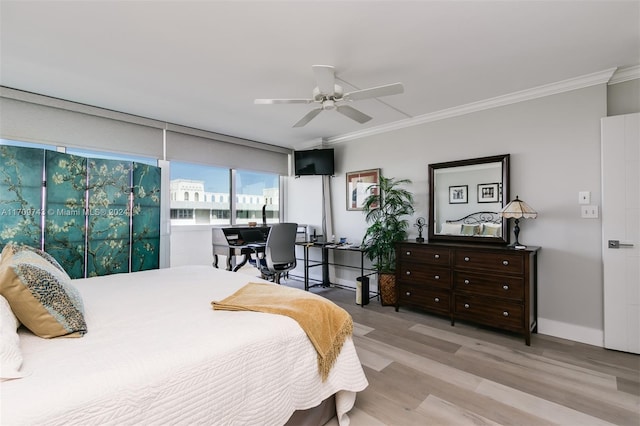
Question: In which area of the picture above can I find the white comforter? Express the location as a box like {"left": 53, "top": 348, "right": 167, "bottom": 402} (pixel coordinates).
{"left": 1, "top": 266, "right": 368, "bottom": 425}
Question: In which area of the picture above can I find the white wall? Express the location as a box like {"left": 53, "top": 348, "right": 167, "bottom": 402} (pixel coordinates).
{"left": 286, "top": 85, "right": 609, "bottom": 346}
{"left": 170, "top": 226, "right": 216, "bottom": 267}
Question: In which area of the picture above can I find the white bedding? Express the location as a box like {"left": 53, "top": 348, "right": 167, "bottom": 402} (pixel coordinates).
{"left": 1, "top": 266, "right": 368, "bottom": 425}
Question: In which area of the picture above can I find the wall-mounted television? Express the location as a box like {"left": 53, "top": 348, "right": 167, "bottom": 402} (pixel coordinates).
{"left": 294, "top": 148, "right": 335, "bottom": 176}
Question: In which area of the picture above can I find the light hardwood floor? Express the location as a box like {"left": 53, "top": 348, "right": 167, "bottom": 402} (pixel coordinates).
{"left": 273, "top": 274, "right": 640, "bottom": 426}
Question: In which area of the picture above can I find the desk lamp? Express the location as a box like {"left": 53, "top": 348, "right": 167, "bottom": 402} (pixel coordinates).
{"left": 500, "top": 196, "right": 537, "bottom": 248}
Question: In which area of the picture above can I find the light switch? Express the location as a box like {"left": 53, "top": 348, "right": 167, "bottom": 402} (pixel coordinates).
{"left": 579, "top": 191, "right": 590, "bottom": 204}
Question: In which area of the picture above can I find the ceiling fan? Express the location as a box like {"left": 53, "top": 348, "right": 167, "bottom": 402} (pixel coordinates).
{"left": 255, "top": 65, "right": 404, "bottom": 128}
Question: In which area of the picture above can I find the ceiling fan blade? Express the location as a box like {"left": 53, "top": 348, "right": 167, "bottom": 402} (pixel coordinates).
{"left": 336, "top": 105, "right": 372, "bottom": 124}
{"left": 293, "top": 108, "right": 323, "bottom": 128}
{"left": 312, "top": 65, "right": 336, "bottom": 95}
{"left": 254, "top": 98, "right": 313, "bottom": 105}
{"left": 343, "top": 82, "right": 404, "bottom": 102}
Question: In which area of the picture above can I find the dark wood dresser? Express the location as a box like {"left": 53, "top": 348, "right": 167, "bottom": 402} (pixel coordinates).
{"left": 395, "top": 241, "right": 539, "bottom": 345}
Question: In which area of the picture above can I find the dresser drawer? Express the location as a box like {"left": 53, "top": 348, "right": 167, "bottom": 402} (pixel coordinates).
{"left": 399, "top": 284, "right": 450, "bottom": 315}
{"left": 398, "top": 264, "right": 451, "bottom": 289}
{"left": 454, "top": 250, "right": 523, "bottom": 274}
{"left": 399, "top": 245, "right": 451, "bottom": 266}
{"left": 454, "top": 271, "right": 524, "bottom": 301}
{"left": 454, "top": 295, "right": 523, "bottom": 331}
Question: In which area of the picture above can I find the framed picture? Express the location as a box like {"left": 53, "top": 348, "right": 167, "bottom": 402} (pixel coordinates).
{"left": 346, "top": 168, "right": 380, "bottom": 211}
{"left": 449, "top": 185, "right": 468, "bottom": 204}
{"left": 478, "top": 182, "right": 499, "bottom": 203}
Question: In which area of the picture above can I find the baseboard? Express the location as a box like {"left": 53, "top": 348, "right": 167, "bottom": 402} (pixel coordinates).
{"left": 537, "top": 318, "right": 604, "bottom": 347}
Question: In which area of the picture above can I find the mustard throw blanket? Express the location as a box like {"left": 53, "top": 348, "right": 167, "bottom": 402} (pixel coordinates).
{"left": 211, "top": 283, "right": 353, "bottom": 382}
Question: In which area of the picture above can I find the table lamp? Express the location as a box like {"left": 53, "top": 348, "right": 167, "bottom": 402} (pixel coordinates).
{"left": 500, "top": 196, "right": 537, "bottom": 248}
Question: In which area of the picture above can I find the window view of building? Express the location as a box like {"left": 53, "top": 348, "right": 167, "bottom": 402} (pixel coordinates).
{"left": 235, "top": 169, "right": 280, "bottom": 225}
{"left": 169, "top": 163, "right": 280, "bottom": 226}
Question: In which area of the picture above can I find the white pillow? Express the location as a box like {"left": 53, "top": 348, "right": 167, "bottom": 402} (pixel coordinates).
{"left": 481, "top": 223, "right": 502, "bottom": 237}
{"left": 440, "top": 223, "right": 461, "bottom": 234}
{"left": 0, "top": 294, "right": 28, "bottom": 380}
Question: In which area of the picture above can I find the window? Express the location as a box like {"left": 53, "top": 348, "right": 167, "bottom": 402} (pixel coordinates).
{"left": 169, "top": 164, "right": 280, "bottom": 226}
{"left": 170, "top": 209, "right": 194, "bottom": 219}
{"left": 170, "top": 162, "right": 230, "bottom": 226}
{"left": 235, "top": 169, "right": 280, "bottom": 225}
{"left": 0, "top": 138, "right": 57, "bottom": 151}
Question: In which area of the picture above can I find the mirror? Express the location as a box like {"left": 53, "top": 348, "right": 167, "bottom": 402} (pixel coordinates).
{"left": 428, "top": 154, "right": 510, "bottom": 244}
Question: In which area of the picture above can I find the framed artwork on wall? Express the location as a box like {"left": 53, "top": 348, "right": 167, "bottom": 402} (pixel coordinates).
{"left": 478, "top": 182, "right": 500, "bottom": 203}
{"left": 449, "top": 185, "right": 468, "bottom": 204}
{"left": 346, "top": 168, "right": 380, "bottom": 210}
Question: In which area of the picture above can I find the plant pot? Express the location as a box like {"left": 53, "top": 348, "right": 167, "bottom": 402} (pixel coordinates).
{"left": 379, "top": 272, "right": 397, "bottom": 306}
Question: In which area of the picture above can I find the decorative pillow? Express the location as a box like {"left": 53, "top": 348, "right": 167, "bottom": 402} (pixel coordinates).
{"left": 440, "top": 223, "right": 461, "bottom": 235}
{"left": 0, "top": 248, "right": 86, "bottom": 338}
{"left": 1, "top": 243, "right": 65, "bottom": 273}
{"left": 0, "top": 295, "right": 28, "bottom": 380}
{"left": 461, "top": 224, "right": 480, "bottom": 236}
{"left": 482, "top": 223, "right": 502, "bottom": 237}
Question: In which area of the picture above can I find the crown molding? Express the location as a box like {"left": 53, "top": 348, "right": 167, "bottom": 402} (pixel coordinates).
{"left": 322, "top": 68, "right": 618, "bottom": 145}
{"left": 609, "top": 64, "right": 640, "bottom": 85}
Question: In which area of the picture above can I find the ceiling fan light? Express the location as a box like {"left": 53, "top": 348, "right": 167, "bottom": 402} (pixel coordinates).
{"left": 323, "top": 99, "right": 335, "bottom": 110}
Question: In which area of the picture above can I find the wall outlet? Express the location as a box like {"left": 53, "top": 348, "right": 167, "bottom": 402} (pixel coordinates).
{"left": 581, "top": 205, "right": 599, "bottom": 218}
{"left": 578, "top": 191, "right": 591, "bottom": 204}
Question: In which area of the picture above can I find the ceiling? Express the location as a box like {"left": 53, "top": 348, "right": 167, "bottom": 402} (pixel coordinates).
{"left": 1, "top": 1, "right": 639, "bottom": 149}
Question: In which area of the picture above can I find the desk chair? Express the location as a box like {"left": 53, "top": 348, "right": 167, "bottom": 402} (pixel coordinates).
{"left": 249, "top": 223, "right": 297, "bottom": 284}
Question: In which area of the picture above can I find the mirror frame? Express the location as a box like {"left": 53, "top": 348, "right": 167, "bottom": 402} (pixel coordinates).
{"left": 428, "top": 154, "right": 510, "bottom": 244}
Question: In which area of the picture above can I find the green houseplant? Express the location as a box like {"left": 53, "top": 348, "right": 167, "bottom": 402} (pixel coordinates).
{"left": 361, "top": 174, "right": 414, "bottom": 305}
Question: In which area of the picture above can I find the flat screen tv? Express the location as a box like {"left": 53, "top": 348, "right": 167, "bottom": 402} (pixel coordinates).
{"left": 294, "top": 149, "right": 335, "bottom": 176}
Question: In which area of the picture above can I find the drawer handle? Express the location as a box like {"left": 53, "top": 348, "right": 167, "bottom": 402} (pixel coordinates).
{"left": 464, "top": 257, "right": 470, "bottom": 262}
{"left": 434, "top": 275, "right": 440, "bottom": 280}
{"left": 502, "top": 284, "right": 509, "bottom": 290}
{"left": 503, "top": 311, "right": 509, "bottom": 317}
{"left": 406, "top": 251, "right": 411, "bottom": 256}
{"left": 464, "top": 303, "right": 470, "bottom": 309}
{"left": 502, "top": 260, "right": 509, "bottom": 266}
{"left": 406, "top": 291, "right": 411, "bottom": 296}
{"left": 434, "top": 254, "right": 440, "bottom": 259}
{"left": 406, "top": 271, "right": 411, "bottom": 276}
{"left": 434, "top": 297, "right": 440, "bottom": 303}
{"left": 464, "top": 279, "right": 470, "bottom": 285}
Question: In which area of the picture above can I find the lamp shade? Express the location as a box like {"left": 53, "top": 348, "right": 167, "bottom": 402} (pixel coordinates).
{"left": 500, "top": 196, "right": 537, "bottom": 219}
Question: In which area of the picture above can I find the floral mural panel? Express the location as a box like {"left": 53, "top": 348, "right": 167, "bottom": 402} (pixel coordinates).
{"left": 44, "top": 151, "right": 87, "bottom": 278}
{"left": 0, "top": 146, "right": 44, "bottom": 248}
{"left": 86, "top": 158, "right": 132, "bottom": 277}
{"left": 87, "top": 238, "right": 131, "bottom": 276}
{"left": 131, "top": 163, "right": 161, "bottom": 272}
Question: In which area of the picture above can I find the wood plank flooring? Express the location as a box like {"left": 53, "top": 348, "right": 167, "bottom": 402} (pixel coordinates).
{"left": 293, "top": 280, "right": 640, "bottom": 426}
{"left": 233, "top": 266, "right": 638, "bottom": 425}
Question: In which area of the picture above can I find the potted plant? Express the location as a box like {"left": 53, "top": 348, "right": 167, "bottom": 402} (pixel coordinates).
{"left": 361, "top": 174, "right": 414, "bottom": 305}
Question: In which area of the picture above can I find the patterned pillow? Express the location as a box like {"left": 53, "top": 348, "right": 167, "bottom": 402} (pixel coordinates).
{"left": 1, "top": 243, "right": 65, "bottom": 273}
{"left": 0, "top": 294, "right": 28, "bottom": 380}
{"left": 0, "top": 248, "right": 86, "bottom": 338}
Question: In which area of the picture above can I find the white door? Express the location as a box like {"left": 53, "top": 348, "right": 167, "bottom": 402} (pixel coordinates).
{"left": 602, "top": 113, "right": 639, "bottom": 354}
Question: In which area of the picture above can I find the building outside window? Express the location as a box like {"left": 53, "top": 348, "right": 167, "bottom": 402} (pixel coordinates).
{"left": 169, "top": 164, "right": 280, "bottom": 226}
{"left": 235, "top": 169, "right": 280, "bottom": 225}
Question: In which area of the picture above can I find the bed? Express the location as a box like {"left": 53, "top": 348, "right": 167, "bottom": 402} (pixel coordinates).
{"left": 0, "top": 253, "right": 368, "bottom": 425}
{"left": 441, "top": 211, "right": 503, "bottom": 236}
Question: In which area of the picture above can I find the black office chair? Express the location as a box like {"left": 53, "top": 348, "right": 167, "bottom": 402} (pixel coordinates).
{"left": 249, "top": 223, "right": 298, "bottom": 284}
